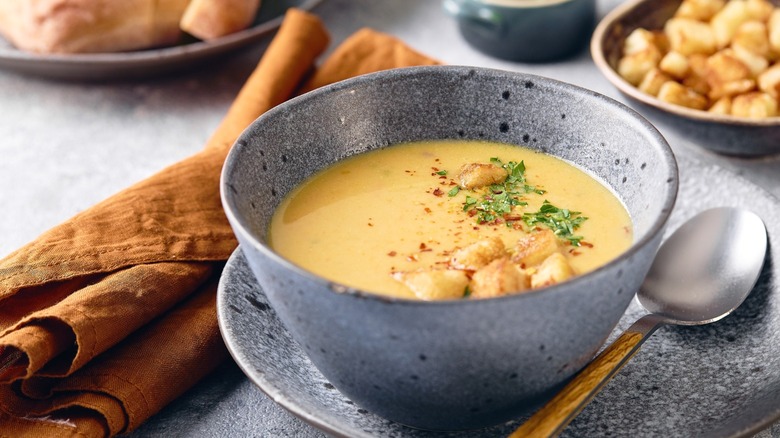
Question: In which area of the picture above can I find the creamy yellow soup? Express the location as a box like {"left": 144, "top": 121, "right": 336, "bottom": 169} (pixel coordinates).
{"left": 268, "top": 140, "right": 632, "bottom": 300}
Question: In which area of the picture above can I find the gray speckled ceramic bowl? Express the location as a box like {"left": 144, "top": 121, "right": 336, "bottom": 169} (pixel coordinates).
{"left": 592, "top": 0, "right": 780, "bottom": 157}
{"left": 220, "top": 65, "right": 677, "bottom": 431}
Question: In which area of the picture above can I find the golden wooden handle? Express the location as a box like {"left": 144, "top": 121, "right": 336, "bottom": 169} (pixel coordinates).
{"left": 509, "top": 330, "right": 646, "bottom": 438}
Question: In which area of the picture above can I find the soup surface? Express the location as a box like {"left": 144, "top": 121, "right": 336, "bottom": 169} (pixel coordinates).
{"left": 268, "top": 140, "right": 632, "bottom": 300}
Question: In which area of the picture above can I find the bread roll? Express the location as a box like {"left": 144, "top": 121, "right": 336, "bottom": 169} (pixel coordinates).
{"left": 180, "top": 0, "right": 261, "bottom": 40}
{"left": 0, "top": 0, "right": 190, "bottom": 54}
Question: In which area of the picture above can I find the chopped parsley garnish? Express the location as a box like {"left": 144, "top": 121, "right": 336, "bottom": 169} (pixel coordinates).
{"left": 436, "top": 170, "right": 448, "bottom": 176}
{"left": 442, "top": 157, "right": 588, "bottom": 245}
{"left": 459, "top": 158, "right": 542, "bottom": 225}
{"left": 491, "top": 157, "right": 546, "bottom": 196}
{"left": 522, "top": 201, "right": 588, "bottom": 246}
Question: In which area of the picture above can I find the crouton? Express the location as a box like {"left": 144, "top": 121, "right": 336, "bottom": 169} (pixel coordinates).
{"left": 450, "top": 237, "right": 506, "bottom": 271}
{"left": 624, "top": 28, "right": 660, "bottom": 55}
{"left": 618, "top": 47, "right": 663, "bottom": 85}
{"left": 705, "top": 50, "right": 755, "bottom": 98}
{"left": 470, "top": 257, "right": 530, "bottom": 299}
{"left": 657, "top": 81, "right": 709, "bottom": 109}
{"left": 664, "top": 17, "right": 718, "bottom": 55}
{"left": 530, "top": 253, "right": 576, "bottom": 289}
{"left": 683, "top": 54, "right": 713, "bottom": 95}
{"left": 711, "top": 0, "right": 753, "bottom": 48}
{"left": 731, "top": 91, "right": 779, "bottom": 117}
{"left": 746, "top": 0, "right": 775, "bottom": 21}
{"left": 758, "top": 63, "right": 780, "bottom": 98}
{"left": 733, "top": 21, "right": 771, "bottom": 57}
{"left": 393, "top": 269, "right": 470, "bottom": 301}
{"left": 731, "top": 43, "right": 770, "bottom": 76}
{"left": 706, "top": 50, "right": 752, "bottom": 84}
{"left": 683, "top": 71, "right": 713, "bottom": 95}
{"left": 457, "top": 163, "right": 507, "bottom": 190}
{"left": 675, "top": 0, "right": 726, "bottom": 21}
{"left": 709, "top": 96, "right": 733, "bottom": 114}
{"left": 512, "top": 228, "right": 560, "bottom": 268}
{"left": 639, "top": 68, "right": 673, "bottom": 96}
{"left": 660, "top": 51, "right": 691, "bottom": 78}
{"left": 770, "top": 10, "right": 780, "bottom": 53}
{"left": 709, "top": 78, "right": 757, "bottom": 99}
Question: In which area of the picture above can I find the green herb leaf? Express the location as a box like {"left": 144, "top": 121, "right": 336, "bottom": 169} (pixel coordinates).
{"left": 436, "top": 170, "right": 448, "bottom": 176}
{"left": 448, "top": 186, "right": 460, "bottom": 197}
{"left": 460, "top": 158, "right": 543, "bottom": 225}
{"left": 522, "top": 200, "right": 588, "bottom": 246}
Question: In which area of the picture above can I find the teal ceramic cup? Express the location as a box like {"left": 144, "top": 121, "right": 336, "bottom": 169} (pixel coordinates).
{"left": 444, "top": 0, "right": 596, "bottom": 62}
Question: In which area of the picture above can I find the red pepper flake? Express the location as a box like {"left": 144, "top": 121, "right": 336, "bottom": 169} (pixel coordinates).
{"left": 419, "top": 243, "right": 427, "bottom": 250}
{"left": 424, "top": 207, "right": 432, "bottom": 213}
{"left": 432, "top": 167, "right": 440, "bottom": 172}
{"left": 473, "top": 226, "right": 480, "bottom": 230}
{"left": 387, "top": 251, "right": 397, "bottom": 257}
{"left": 432, "top": 188, "right": 444, "bottom": 197}
{"left": 368, "top": 223, "right": 374, "bottom": 227}
{"left": 580, "top": 241, "right": 594, "bottom": 248}
{"left": 407, "top": 254, "right": 419, "bottom": 262}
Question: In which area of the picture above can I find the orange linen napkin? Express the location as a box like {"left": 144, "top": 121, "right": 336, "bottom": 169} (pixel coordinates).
{"left": 0, "top": 9, "right": 438, "bottom": 438}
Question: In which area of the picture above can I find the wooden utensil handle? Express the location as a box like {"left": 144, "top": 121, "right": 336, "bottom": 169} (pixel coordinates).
{"left": 510, "top": 317, "right": 660, "bottom": 438}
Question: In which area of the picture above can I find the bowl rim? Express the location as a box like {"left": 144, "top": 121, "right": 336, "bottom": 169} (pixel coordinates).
{"left": 220, "top": 64, "right": 679, "bottom": 306}
{"left": 590, "top": 0, "right": 780, "bottom": 128}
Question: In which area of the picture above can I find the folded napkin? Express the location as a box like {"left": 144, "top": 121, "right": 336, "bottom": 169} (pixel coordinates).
{"left": 0, "top": 9, "right": 437, "bottom": 437}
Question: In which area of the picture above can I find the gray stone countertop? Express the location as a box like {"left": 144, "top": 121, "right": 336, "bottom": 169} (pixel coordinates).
{"left": 1, "top": 0, "right": 778, "bottom": 436}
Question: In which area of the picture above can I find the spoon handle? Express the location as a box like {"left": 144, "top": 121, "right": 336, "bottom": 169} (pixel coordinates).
{"left": 509, "top": 315, "right": 661, "bottom": 438}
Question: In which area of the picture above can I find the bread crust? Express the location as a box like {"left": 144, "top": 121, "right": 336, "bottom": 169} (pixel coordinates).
{"left": 180, "top": 0, "right": 261, "bottom": 40}
{"left": 0, "top": 0, "right": 190, "bottom": 54}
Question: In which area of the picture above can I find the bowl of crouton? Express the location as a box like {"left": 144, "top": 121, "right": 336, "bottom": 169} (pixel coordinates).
{"left": 221, "top": 65, "right": 677, "bottom": 431}
{"left": 592, "top": 0, "right": 780, "bottom": 156}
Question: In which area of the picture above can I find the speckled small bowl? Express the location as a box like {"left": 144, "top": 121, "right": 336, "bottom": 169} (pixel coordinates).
{"left": 220, "top": 65, "right": 677, "bottom": 431}
{"left": 592, "top": 0, "right": 780, "bottom": 156}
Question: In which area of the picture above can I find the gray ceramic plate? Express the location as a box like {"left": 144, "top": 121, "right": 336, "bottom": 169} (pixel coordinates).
{"left": 217, "top": 154, "right": 780, "bottom": 437}
{"left": 0, "top": 0, "right": 320, "bottom": 81}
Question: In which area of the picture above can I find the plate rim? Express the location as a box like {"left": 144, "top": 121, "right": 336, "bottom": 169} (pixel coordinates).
{"left": 0, "top": 0, "right": 322, "bottom": 79}
{"left": 216, "top": 247, "right": 370, "bottom": 438}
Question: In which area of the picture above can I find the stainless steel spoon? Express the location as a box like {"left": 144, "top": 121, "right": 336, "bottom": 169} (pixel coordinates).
{"left": 511, "top": 207, "right": 768, "bottom": 438}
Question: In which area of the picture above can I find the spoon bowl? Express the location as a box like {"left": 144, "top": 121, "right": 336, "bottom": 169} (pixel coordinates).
{"left": 513, "top": 207, "right": 767, "bottom": 437}
{"left": 639, "top": 208, "right": 767, "bottom": 325}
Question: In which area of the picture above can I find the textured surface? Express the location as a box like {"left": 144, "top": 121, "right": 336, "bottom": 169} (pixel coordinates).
{"left": 221, "top": 65, "right": 676, "bottom": 430}
{"left": 1, "top": 0, "right": 779, "bottom": 436}
{"left": 217, "top": 152, "right": 780, "bottom": 437}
